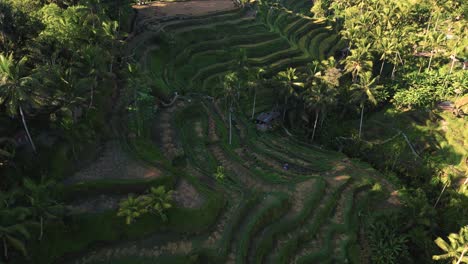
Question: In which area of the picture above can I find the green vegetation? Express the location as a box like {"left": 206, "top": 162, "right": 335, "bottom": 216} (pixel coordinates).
{"left": 0, "top": 0, "right": 466, "bottom": 263}
{"left": 433, "top": 225, "right": 468, "bottom": 264}
{"left": 117, "top": 186, "right": 174, "bottom": 224}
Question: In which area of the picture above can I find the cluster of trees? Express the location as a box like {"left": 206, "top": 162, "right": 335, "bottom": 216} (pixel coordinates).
{"left": 0, "top": 0, "right": 137, "bottom": 261}
{"left": 0, "top": 177, "right": 63, "bottom": 261}
{"left": 0, "top": 0, "right": 133, "bottom": 170}
{"left": 304, "top": 1, "right": 467, "bottom": 263}
{"left": 218, "top": 55, "right": 362, "bottom": 143}
{"left": 311, "top": 0, "right": 467, "bottom": 109}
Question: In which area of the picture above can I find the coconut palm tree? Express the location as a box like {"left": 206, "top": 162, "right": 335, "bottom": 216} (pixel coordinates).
{"left": 433, "top": 169, "right": 457, "bottom": 209}
{"left": 76, "top": 45, "right": 107, "bottom": 110}
{"left": 276, "top": 67, "right": 303, "bottom": 122}
{"left": 0, "top": 137, "right": 15, "bottom": 163}
{"left": 344, "top": 41, "right": 373, "bottom": 83}
{"left": 0, "top": 53, "right": 37, "bottom": 153}
{"left": 23, "top": 177, "right": 64, "bottom": 241}
{"left": 117, "top": 195, "right": 147, "bottom": 225}
{"left": 433, "top": 225, "right": 468, "bottom": 264}
{"left": 220, "top": 72, "right": 239, "bottom": 145}
{"left": 141, "top": 186, "right": 173, "bottom": 222}
{"left": 302, "top": 64, "right": 340, "bottom": 141}
{"left": 0, "top": 204, "right": 33, "bottom": 261}
{"left": 350, "top": 71, "right": 381, "bottom": 139}
{"left": 311, "top": 0, "right": 326, "bottom": 18}
{"left": 246, "top": 67, "right": 265, "bottom": 119}
{"left": 375, "top": 34, "right": 397, "bottom": 76}
{"left": 102, "top": 20, "right": 120, "bottom": 74}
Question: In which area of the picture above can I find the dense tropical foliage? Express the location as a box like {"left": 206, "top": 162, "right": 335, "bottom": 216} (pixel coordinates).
{"left": 0, "top": 0, "right": 466, "bottom": 262}
{"left": 0, "top": 0, "right": 134, "bottom": 261}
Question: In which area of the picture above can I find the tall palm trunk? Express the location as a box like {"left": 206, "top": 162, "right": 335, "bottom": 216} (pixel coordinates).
{"left": 39, "top": 216, "right": 44, "bottom": 241}
{"left": 379, "top": 60, "right": 385, "bottom": 76}
{"left": 449, "top": 55, "right": 456, "bottom": 74}
{"left": 109, "top": 32, "right": 114, "bottom": 74}
{"left": 3, "top": 237, "right": 7, "bottom": 261}
{"left": 110, "top": 54, "right": 114, "bottom": 74}
{"left": 0, "top": 32, "right": 6, "bottom": 52}
{"left": 359, "top": 103, "right": 364, "bottom": 139}
{"left": 283, "top": 96, "right": 288, "bottom": 121}
{"left": 88, "top": 76, "right": 97, "bottom": 110}
{"left": 19, "top": 106, "right": 36, "bottom": 153}
{"left": 251, "top": 89, "right": 256, "bottom": 119}
{"left": 433, "top": 182, "right": 448, "bottom": 208}
{"left": 391, "top": 54, "right": 398, "bottom": 79}
{"left": 456, "top": 247, "right": 467, "bottom": 264}
{"left": 427, "top": 52, "right": 434, "bottom": 71}
{"left": 311, "top": 109, "right": 319, "bottom": 142}
{"left": 427, "top": 16, "right": 440, "bottom": 72}
{"left": 229, "top": 100, "right": 233, "bottom": 145}
{"left": 134, "top": 84, "right": 140, "bottom": 137}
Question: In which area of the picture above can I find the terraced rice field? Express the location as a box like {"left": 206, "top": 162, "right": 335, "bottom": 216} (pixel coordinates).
{"left": 135, "top": 5, "right": 346, "bottom": 99}
{"left": 62, "top": 4, "right": 396, "bottom": 264}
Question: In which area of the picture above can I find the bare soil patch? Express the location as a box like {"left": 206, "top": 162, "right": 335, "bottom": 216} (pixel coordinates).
{"left": 66, "top": 141, "right": 162, "bottom": 184}
{"left": 173, "top": 179, "right": 204, "bottom": 208}
{"left": 134, "top": 0, "right": 236, "bottom": 19}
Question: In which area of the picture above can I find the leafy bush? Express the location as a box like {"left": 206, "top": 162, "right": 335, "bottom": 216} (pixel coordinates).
{"left": 366, "top": 212, "right": 410, "bottom": 264}
{"left": 117, "top": 186, "right": 173, "bottom": 224}
{"left": 393, "top": 71, "right": 467, "bottom": 109}
{"left": 214, "top": 166, "right": 225, "bottom": 181}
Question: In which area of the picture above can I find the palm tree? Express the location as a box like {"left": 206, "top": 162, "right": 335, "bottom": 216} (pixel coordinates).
{"left": 0, "top": 137, "right": 15, "bottom": 162}
{"left": 220, "top": 72, "right": 238, "bottom": 145}
{"left": 117, "top": 195, "right": 147, "bottom": 225}
{"left": 311, "top": 0, "right": 326, "bottom": 18}
{"left": 125, "top": 63, "right": 153, "bottom": 137}
{"left": 23, "top": 177, "right": 64, "bottom": 241}
{"left": 0, "top": 206, "right": 33, "bottom": 261}
{"left": 141, "top": 186, "right": 173, "bottom": 222}
{"left": 344, "top": 42, "right": 373, "bottom": 83}
{"left": 234, "top": 49, "right": 249, "bottom": 101}
{"left": 77, "top": 45, "right": 107, "bottom": 110}
{"left": 302, "top": 65, "right": 340, "bottom": 141}
{"left": 276, "top": 67, "right": 303, "bottom": 122}
{"left": 102, "top": 20, "right": 120, "bottom": 74}
{"left": 433, "top": 171, "right": 455, "bottom": 209}
{"left": 246, "top": 67, "right": 265, "bottom": 119}
{"left": 424, "top": 12, "right": 445, "bottom": 72}
{"left": 350, "top": 71, "right": 381, "bottom": 139}
{"left": 433, "top": 225, "right": 468, "bottom": 264}
{"left": 375, "top": 34, "right": 397, "bottom": 76}
{"left": 0, "top": 53, "right": 37, "bottom": 153}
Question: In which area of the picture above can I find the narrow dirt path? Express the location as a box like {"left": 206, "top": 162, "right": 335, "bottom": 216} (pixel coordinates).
{"left": 154, "top": 102, "right": 185, "bottom": 160}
